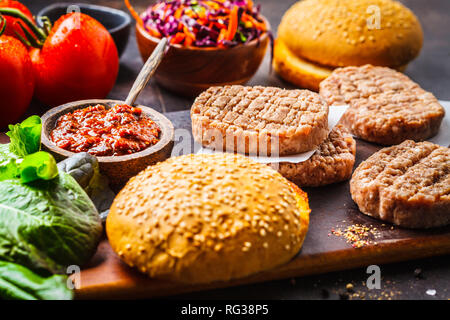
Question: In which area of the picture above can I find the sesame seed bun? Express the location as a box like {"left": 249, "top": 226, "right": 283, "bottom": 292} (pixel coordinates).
{"left": 273, "top": 39, "right": 333, "bottom": 91}
{"left": 106, "top": 153, "right": 310, "bottom": 284}
{"left": 274, "top": 0, "right": 423, "bottom": 91}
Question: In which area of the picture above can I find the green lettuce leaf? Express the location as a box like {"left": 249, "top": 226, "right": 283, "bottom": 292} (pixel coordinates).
{"left": 0, "top": 146, "right": 59, "bottom": 184}
{"left": 0, "top": 260, "right": 73, "bottom": 300}
{"left": 0, "top": 116, "right": 57, "bottom": 184}
{"left": 0, "top": 172, "right": 103, "bottom": 274}
{"left": 6, "top": 115, "right": 42, "bottom": 157}
{"left": 0, "top": 117, "right": 103, "bottom": 300}
{"left": 0, "top": 144, "right": 19, "bottom": 181}
{"left": 20, "top": 151, "right": 59, "bottom": 183}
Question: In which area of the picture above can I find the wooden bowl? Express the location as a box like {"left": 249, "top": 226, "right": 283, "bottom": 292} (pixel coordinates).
{"left": 136, "top": 19, "right": 270, "bottom": 97}
{"left": 41, "top": 99, "right": 174, "bottom": 189}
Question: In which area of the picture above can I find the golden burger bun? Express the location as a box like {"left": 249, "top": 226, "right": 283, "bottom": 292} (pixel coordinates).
{"left": 106, "top": 153, "right": 310, "bottom": 284}
{"left": 274, "top": 0, "right": 423, "bottom": 91}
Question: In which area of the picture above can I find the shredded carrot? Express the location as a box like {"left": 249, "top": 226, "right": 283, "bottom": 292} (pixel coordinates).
{"left": 124, "top": 0, "right": 143, "bottom": 26}
{"left": 198, "top": 7, "right": 206, "bottom": 19}
{"left": 148, "top": 27, "right": 161, "bottom": 38}
{"left": 183, "top": 25, "right": 196, "bottom": 41}
{"left": 185, "top": 8, "right": 195, "bottom": 18}
{"left": 247, "top": 0, "right": 253, "bottom": 10}
{"left": 217, "top": 28, "right": 227, "bottom": 43}
{"left": 214, "top": 15, "right": 230, "bottom": 21}
{"left": 184, "top": 36, "right": 193, "bottom": 46}
{"left": 226, "top": 5, "right": 238, "bottom": 41}
{"left": 244, "top": 14, "right": 266, "bottom": 31}
{"left": 174, "top": 7, "right": 183, "bottom": 19}
{"left": 206, "top": 1, "right": 220, "bottom": 10}
{"left": 170, "top": 32, "right": 185, "bottom": 44}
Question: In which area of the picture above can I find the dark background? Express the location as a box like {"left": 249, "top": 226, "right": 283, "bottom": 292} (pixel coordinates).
{"left": 21, "top": 0, "right": 450, "bottom": 299}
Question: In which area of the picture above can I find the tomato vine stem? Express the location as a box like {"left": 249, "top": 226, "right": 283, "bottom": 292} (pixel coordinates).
{"left": 0, "top": 15, "right": 6, "bottom": 36}
{"left": 15, "top": 21, "right": 43, "bottom": 48}
{"left": 0, "top": 8, "right": 47, "bottom": 43}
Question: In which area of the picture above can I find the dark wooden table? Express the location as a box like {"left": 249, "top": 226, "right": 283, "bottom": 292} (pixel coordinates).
{"left": 20, "top": 0, "right": 450, "bottom": 300}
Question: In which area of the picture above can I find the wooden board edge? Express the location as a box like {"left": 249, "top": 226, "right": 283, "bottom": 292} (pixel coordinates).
{"left": 74, "top": 235, "right": 450, "bottom": 299}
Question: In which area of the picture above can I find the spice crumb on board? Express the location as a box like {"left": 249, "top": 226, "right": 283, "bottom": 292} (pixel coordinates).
{"left": 346, "top": 283, "right": 354, "bottom": 292}
{"left": 329, "top": 223, "right": 381, "bottom": 248}
{"left": 336, "top": 284, "right": 402, "bottom": 300}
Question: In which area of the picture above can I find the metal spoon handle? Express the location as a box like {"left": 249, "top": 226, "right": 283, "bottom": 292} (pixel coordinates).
{"left": 125, "top": 37, "right": 168, "bottom": 106}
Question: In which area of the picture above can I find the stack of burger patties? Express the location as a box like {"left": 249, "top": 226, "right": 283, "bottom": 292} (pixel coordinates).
{"left": 191, "top": 85, "right": 356, "bottom": 187}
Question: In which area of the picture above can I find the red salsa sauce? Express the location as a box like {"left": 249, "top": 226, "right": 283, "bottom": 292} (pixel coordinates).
{"left": 50, "top": 104, "right": 161, "bottom": 156}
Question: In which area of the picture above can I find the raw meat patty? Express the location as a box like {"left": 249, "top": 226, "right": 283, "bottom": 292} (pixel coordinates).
{"left": 350, "top": 140, "right": 450, "bottom": 228}
{"left": 320, "top": 65, "right": 445, "bottom": 145}
{"left": 191, "top": 85, "right": 329, "bottom": 156}
{"left": 269, "top": 125, "right": 356, "bottom": 187}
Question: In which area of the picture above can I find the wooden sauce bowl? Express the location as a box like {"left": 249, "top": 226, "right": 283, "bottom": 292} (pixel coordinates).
{"left": 136, "top": 19, "right": 270, "bottom": 97}
{"left": 41, "top": 99, "right": 174, "bottom": 189}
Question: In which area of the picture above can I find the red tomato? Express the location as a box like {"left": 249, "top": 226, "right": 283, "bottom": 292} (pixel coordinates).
{"left": 0, "top": 0, "right": 34, "bottom": 40}
{"left": 30, "top": 13, "right": 119, "bottom": 106}
{"left": 0, "top": 35, "right": 34, "bottom": 129}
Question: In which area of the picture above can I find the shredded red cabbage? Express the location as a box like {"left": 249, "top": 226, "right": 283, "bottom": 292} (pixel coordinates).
{"left": 141, "top": 0, "right": 268, "bottom": 48}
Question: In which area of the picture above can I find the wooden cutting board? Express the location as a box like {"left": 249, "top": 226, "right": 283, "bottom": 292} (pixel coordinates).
{"left": 72, "top": 111, "right": 450, "bottom": 299}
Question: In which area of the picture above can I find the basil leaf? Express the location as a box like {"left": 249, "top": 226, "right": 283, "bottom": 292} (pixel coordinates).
{"left": 20, "top": 151, "right": 59, "bottom": 183}
{"left": 6, "top": 115, "right": 42, "bottom": 157}
{"left": 0, "top": 260, "right": 73, "bottom": 300}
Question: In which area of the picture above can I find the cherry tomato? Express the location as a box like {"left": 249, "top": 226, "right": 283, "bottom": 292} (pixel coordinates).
{"left": 0, "top": 35, "right": 34, "bottom": 129}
